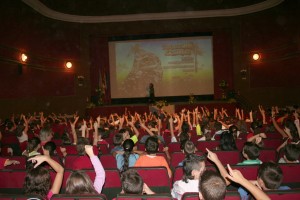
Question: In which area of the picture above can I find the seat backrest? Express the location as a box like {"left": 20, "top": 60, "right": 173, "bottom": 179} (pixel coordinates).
{"left": 207, "top": 151, "right": 241, "bottom": 166}
{"left": 230, "top": 165, "right": 258, "bottom": 180}
{"left": 98, "top": 144, "right": 109, "bottom": 155}
{"left": 133, "top": 167, "right": 170, "bottom": 193}
{"left": 263, "top": 139, "right": 283, "bottom": 149}
{"left": 52, "top": 194, "right": 107, "bottom": 200}
{"left": 181, "top": 191, "right": 240, "bottom": 200}
{"left": 181, "top": 192, "right": 199, "bottom": 200}
{"left": 168, "top": 142, "right": 181, "bottom": 153}
{"left": 259, "top": 149, "right": 277, "bottom": 162}
{"left": 170, "top": 152, "right": 185, "bottom": 168}
{"left": 0, "top": 193, "right": 43, "bottom": 200}
{"left": 99, "top": 154, "right": 117, "bottom": 169}
{"left": 280, "top": 164, "right": 300, "bottom": 183}
{"left": 116, "top": 193, "right": 172, "bottom": 200}
{"left": 196, "top": 141, "right": 219, "bottom": 152}
{"left": 0, "top": 169, "right": 27, "bottom": 194}
{"left": 267, "top": 189, "right": 300, "bottom": 200}
{"left": 101, "top": 169, "right": 122, "bottom": 200}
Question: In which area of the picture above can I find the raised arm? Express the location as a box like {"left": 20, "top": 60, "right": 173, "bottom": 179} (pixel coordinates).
{"left": 226, "top": 164, "right": 270, "bottom": 200}
{"left": 206, "top": 148, "right": 230, "bottom": 186}
{"left": 85, "top": 145, "right": 105, "bottom": 193}
{"left": 271, "top": 110, "right": 290, "bottom": 139}
{"left": 258, "top": 105, "right": 267, "bottom": 125}
{"left": 28, "top": 155, "right": 64, "bottom": 195}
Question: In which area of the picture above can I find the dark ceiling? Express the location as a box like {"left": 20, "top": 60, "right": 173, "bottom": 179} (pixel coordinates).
{"left": 39, "top": 0, "right": 265, "bottom": 16}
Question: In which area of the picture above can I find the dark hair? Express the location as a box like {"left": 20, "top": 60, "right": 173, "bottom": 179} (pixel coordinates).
{"left": 219, "top": 131, "right": 237, "bottom": 151}
{"left": 16, "top": 125, "right": 25, "bottom": 137}
{"left": 182, "top": 140, "right": 196, "bottom": 156}
{"left": 258, "top": 162, "right": 283, "bottom": 189}
{"left": 113, "top": 133, "right": 124, "bottom": 146}
{"left": 199, "top": 170, "right": 226, "bottom": 200}
{"left": 250, "top": 121, "right": 261, "bottom": 135}
{"left": 145, "top": 136, "right": 159, "bottom": 154}
{"left": 66, "top": 171, "right": 97, "bottom": 194}
{"left": 121, "top": 169, "right": 144, "bottom": 194}
{"left": 179, "top": 132, "right": 190, "bottom": 142}
{"left": 181, "top": 122, "right": 190, "bottom": 134}
{"left": 24, "top": 166, "right": 51, "bottom": 198}
{"left": 229, "top": 125, "right": 238, "bottom": 134}
{"left": 243, "top": 142, "right": 260, "bottom": 160}
{"left": 76, "top": 137, "right": 90, "bottom": 155}
{"left": 284, "top": 144, "right": 300, "bottom": 162}
{"left": 122, "top": 139, "right": 135, "bottom": 172}
{"left": 284, "top": 119, "right": 299, "bottom": 142}
{"left": 27, "top": 137, "right": 41, "bottom": 153}
{"left": 43, "top": 141, "right": 57, "bottom": 156}
{"left": 182, "top": 154, "right": 205, "bottom": 183}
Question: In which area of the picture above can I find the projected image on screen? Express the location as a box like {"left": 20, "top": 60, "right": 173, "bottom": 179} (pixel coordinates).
{"left": 109, "top": 35, "right": 213, "bottom": 99}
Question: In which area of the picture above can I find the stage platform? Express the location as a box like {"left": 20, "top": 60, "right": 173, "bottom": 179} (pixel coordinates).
{"left": 86, "top": 101, "right": 238, "bottom": 118}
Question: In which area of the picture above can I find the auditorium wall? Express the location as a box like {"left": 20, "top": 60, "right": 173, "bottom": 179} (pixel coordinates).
{"left": 0, "top": 1, "right": 299, "bottom": 118}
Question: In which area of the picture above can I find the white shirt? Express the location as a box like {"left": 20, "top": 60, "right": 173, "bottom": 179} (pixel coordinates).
{"left": 171, "top": 179, "right": 199, "bottom": 200}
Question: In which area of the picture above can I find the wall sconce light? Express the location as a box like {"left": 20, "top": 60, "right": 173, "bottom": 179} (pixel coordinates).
{"left": 21, "top": 53, "right": 28, "bottom": 62}
{"left": 240, "top": 69, "right": 247, "bottom": 80}
{"left": 252, "top": 53, "right": 261, "bottom": 61}
{"left": 65, "top": 61, "right": 72, "bottom": 69}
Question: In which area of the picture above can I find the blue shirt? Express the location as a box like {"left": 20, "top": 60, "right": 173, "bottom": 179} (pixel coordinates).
{"left": 238, "top": 185, "right": 291, "bottom": 200}
{"left": 116, "top": 153, "right": 139, "bottom": 171}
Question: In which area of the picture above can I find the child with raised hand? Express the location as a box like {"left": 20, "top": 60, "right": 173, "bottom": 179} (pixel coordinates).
{"left": 24, "top": 155, "right": 64, "bottom": 199}
{"left": 226, "top": 164, "right": 270, "bottom": 200}
{"left": 66, "top": 145, "right": 105, "bottom": 194}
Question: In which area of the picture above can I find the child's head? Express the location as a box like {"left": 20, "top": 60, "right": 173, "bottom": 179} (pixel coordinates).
{"left": 113, "top": 132, "right": 124, "bottom": 146}
{"left": 123, "top": 139, "right": 134, "bottom": 152}
{"left": 27, "top": 137, "right": 41, "bottom": 153}
{"left": 43, "top": 141, "right": 56, "bottom": 156}
{"left": 39, "top": 127, "right": 53, "bottom": 142}
{"left": 182, "top": 154, "right": 206, "bottom": 182}
{"left": 119, "top": 128, "right": 130, "bottom": 141}
{"left": 76, "top": 137, "right": 90, "bottom": 155}
{"left": 66, "top": 171, "right": 97, "bottom": 194}
{"left": 182, "top": 140, "right": 196, "bottom": 156}
{"left": 199, "top": 170, "right": 226, "bottom": 200}
{"left": 219, "top": 131, "right": 237, "bottom": 151}
{"left": 242, "top": 142, "right": 260, "bottom": 160}
{"left": 145, "top": 136, "right": 159, "bottom": 154}
{"left": 24, "top": 166, "right": 51, "bottom": 198}
{"left": 284, "top": 119, "right": 299, "bottom": 142}
{"left": 283, "top": 144, "right": 300, "bottom": 162}
{"left": 257, "top": 162, "right": 283, "bottom": 190}
{"left": 121, "top": 169, "right": 144, "bottom": 194}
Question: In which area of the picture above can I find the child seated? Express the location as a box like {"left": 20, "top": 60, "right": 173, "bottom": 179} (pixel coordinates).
{"left": 204, "top": 149, "right": 270, "bottom": 200}
{"left": 238, "top": 142, "right": 262, "bottom": 165}
{"left": 172, "top": 154, "right": 205, "bottom": 200}
{"left": 66, "top": 145, "right": 105, "bottom": 194}
{"left": 238, "top": 162, "right": 289, "bottom": 199}
{"left": 278, "top": 143, "right": 300, "bottom": 163}
{"left": 120, "top": 168, "right": 154, "bottom": 195}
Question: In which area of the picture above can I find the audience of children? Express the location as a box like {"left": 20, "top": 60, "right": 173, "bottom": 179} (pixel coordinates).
{"left": 0, "top": 105, "right": 300, "bottom": 200}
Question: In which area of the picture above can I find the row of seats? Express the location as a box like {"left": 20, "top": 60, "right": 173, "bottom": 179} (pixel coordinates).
{"left": 2, "top": 147, "right": 280, "bottom": 170}
{"left": 1, "top": 164, "right": 300, "bottom": 199}
{"left": 1, "top": 189, "right": 300, "bottom": 200}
